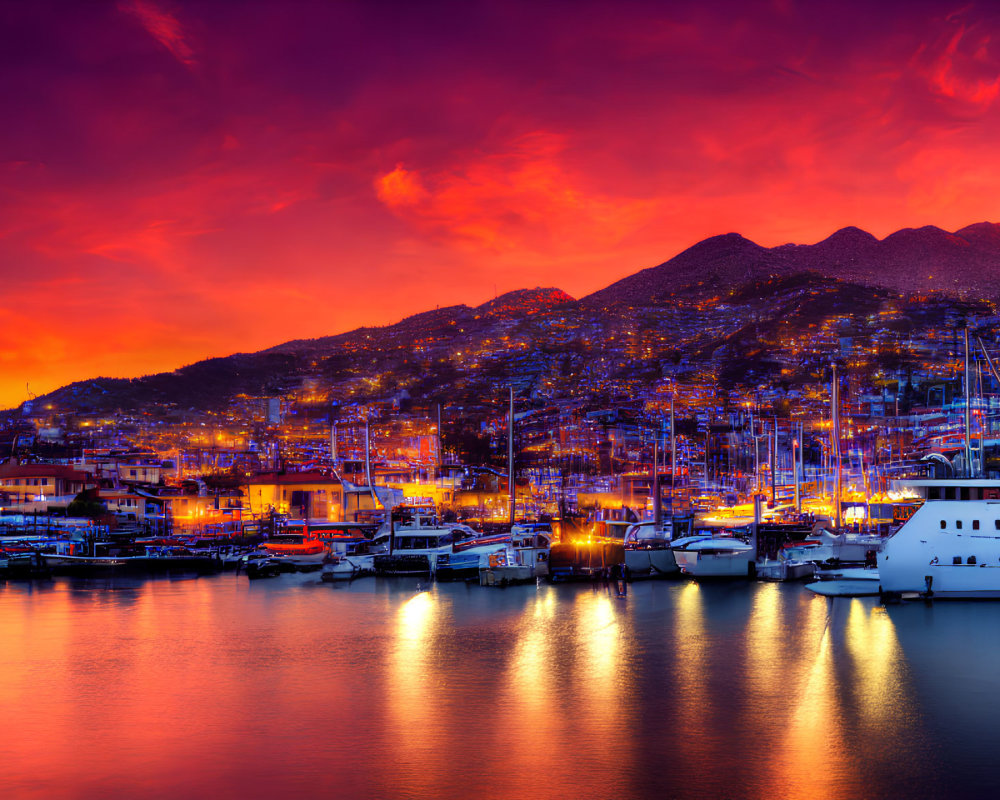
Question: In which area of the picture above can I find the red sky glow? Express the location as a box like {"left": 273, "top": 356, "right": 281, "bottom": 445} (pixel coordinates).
{"left": 4, "top": 0, "right": 1000, "bottom": 407}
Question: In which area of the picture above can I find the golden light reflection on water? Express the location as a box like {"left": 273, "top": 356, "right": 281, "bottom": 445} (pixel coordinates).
{"left": 387, "top": 589, "right": 450, "bottom": 794}
{"left": 579, "top": 591, "right": 620, "bottom": 688}
{"left": 673, "top": 581, "right": 707, "bottom": 738}
{"left": 845, "top": 603, "right": 912, "bottom": 730}
{"left": 501, "top": 587, "right": 559, "bottom": 763}
{"left": 763, "top": 597, "right": 912, "bottom": 800}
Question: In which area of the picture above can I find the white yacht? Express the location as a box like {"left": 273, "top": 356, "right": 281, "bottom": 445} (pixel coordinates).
{"left": 671, "top": 534, "right": 755, "bottom": 579}
{"left": 880, "top": 479, "right": 1000, "bottom": 599}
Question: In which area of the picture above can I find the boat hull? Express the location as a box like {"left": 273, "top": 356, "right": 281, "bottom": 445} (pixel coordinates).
{"left": 42, "top": 554, "right": 222, "bottom": 576}
{"left": 879, "top": 499, "right": 1000, "bottom": 598}
{"left": 373, "top": 553, "right": 433, "bottom": 576}
{"left": 625, "top": 547, "right": 679, "bottom": 578}
{"left": 674, "top": 550, "right": 755, "bottom": 579}
{"left": 806, "top": 579, "right": 880, "bottom": 597}
{"left": 479, "top": 565, "right": 535, "bottom": 586}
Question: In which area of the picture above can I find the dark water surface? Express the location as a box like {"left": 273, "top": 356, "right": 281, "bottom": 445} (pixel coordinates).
{"left": 1, "top": 574, "right": 995, "bottom": 799}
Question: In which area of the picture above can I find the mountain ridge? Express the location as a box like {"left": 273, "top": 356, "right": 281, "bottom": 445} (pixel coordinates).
{"left": 15, "top": 222, "right": 1000, "bottom": 413}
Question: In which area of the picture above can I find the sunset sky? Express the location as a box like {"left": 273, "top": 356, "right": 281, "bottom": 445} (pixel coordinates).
{"left": 4, "top": 0, "right": 1000, "bottom": 408}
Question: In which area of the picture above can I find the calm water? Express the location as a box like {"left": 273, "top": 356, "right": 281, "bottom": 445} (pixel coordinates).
{"left": 0, "top": 573, "right": 996, "bottom": 799}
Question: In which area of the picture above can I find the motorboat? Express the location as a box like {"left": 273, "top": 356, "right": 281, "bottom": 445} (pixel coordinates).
{"left": 622, "top": 521, "right": 679, "bottom": 578}
{"left": 879, "top": 478, "right": 1000, "bottom": 599}
{"left": 245, "top": 555, "right": 295, "bottom": 579}
{"left": 372, "top": 509, "right": 481, "bottom": 576}
{"left": 756, "top": 557, "right": 814, "bottom": 582}
{"left": 479, "top": 525, "right": 552, "bottom": 586}
{"left": 672, "top": 534, "right": 755, "bottom": 579}
{"left": 806, "top": 567, "right": 881, "bottom": 597}
{"left": 258, "top": 537, "right": 329, "bottom": 571}
{"left": 781, "top": 526, "right": 885, "bottom": 565}
{"left": 320, "top": 554, "right": 375, "bottom": 581}
{"left": 436, "top": 532, "right": 510, "bottom": 581}
{"left": 320, "top": 533, "right": 379, "bottom": 581}
{"left": 42, "top": 543, "right": 222, "bottom": 576}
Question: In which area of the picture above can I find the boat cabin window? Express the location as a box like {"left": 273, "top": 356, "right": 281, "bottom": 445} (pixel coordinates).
{"left": 953, "top": 556, "right": 962, "bottom": 565}
{"left": 946, "top": 488, "right": 957, "bottom": 500}
{"left": 956, "top": 521, "right": 963, "bottom": 530}
{"left": 940, "top": 520, "right": 946, "bottom": 529}
{"left": 969, "top": 556, "right": 977, "bottom": 565}
{"left": 995, "top": 520, "right": 1000, "bottom": 531}
{"left": 973, "top": 520, "right": 980, "bottom": 530}
{"left": 928, "top": 487, "right": 942, "bottom": 500}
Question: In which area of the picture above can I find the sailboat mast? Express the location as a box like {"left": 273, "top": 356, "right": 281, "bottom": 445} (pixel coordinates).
{"left": 508, "top": 387, "right": 515, "bottom": 525}
{"left": 653, "top": 439, "right": 661, "bottom": 529}
{"left": 833, "top": 364, "right": 842, "bottom": 530}
{"left": 670, "top": 396, "right": 676, "bottom": 499}
{"left": 965, "top": 326, "right": 973, "bottom": 477}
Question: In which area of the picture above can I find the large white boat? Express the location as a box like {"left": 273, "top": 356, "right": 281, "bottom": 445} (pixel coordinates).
{"left": 671, "top": 534, "right": 755, "bottom": 579}
{"left": 880, "top": 478, "right": 1000, "bottom": 599}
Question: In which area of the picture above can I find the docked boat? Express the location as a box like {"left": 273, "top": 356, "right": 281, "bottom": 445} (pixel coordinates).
{"left": 436, "top": 532, "right": 510, "bottom": 581}
{"left": 548, "top": 538, "right": 625, "bottom": 582}
{"left": 258, "top": 537, "right": 329, "bottom": 571}
{"left": 672, "top": 534, "right": 755, "bottom": 579}
{"left": 320, "top": 532, "right": 379, "bottom": 581}
{"left": 41, "top": 545, "right": 222, "bottom": 576}
{"left": 245, "top": 556, "right": 295, "bottom": 579}
{"left": 805, "top": 566, "right": 881, "bottom": 597}
{"left": 622, "top": 521, "right": 679, "bottom": 578}
{"left": 479, "top": 525, "right": 552, "bottom": 586}
{"left": 879, "top": 478, "right": 1000, "bottom": 599}
{"left": 756, "top": 557, "right": 814, "bottom": 582}
{"left": 372, "top": 509, "right": 481, "bottom": 577}
{"left": 781, "top": 527, "right": 885, "bottom": 565}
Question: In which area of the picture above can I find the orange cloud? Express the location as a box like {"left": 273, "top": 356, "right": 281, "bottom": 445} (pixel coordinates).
{"left": 119, "top": 0, "right": 196, "bottom": 68}
{"left": 375, "top": 164, "right": 429, "bottom": 208}
{"left": 375, "top": 132, "right": 657, "bottom": 253}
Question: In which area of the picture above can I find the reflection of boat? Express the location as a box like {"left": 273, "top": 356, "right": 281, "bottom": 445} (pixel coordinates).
{"left": 672, "top": 535, "right": 755, "bottom": 579}
{"left": 880, "top": 478, "right": 1000, "bottom": 599}
{"left": 479, "top": 525, "right": 551, "bottom": 586}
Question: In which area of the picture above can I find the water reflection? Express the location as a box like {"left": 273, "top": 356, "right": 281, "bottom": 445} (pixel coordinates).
{"left": 0, "top": 577, "right": 987, "bottom": 799}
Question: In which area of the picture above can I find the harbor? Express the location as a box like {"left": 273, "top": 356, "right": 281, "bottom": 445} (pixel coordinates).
{"left": 0, "top": 571, "right": 991, "bottom": 800}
